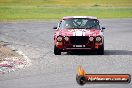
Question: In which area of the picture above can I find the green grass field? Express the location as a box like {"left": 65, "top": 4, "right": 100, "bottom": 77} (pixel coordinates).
{"left": 0, "top": 0, "right": 132, "bottom": 21}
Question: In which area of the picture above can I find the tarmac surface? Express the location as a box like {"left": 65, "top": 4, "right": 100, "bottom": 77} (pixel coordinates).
{"left": 0, "top": 19, "right": 132, "bottom": 88}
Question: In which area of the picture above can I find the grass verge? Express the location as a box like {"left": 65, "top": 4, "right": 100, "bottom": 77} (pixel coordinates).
{"left": 0, "top": 0, "right": 132, "bottom": 20}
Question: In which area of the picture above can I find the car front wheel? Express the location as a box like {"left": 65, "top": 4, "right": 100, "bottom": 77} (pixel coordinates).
{"left": 97, "top": 44, "right": 104, "bottom": 55}
{"left": 54, "top": 45, "right": 61, "bottom": 55}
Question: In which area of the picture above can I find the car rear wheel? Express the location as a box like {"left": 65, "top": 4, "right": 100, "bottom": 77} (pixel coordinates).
{"left": 97, "top": 44, "right": 104, "bottom": 55}
{"left": 54, "top": 45, "right": 61, "bottom": 55}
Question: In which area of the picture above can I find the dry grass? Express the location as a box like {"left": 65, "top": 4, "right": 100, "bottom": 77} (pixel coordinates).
{"left": 0, "top": 42, "right": 20, "bottom": 62}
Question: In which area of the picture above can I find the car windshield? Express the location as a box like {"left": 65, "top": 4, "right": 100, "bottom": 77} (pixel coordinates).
{"left": 60, "top": 18, "right": 100, "bottom": 29}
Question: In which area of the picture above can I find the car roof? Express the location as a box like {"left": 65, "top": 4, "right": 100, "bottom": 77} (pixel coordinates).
{"left": 62, "top": 16, "right": 97, "bottom": 20}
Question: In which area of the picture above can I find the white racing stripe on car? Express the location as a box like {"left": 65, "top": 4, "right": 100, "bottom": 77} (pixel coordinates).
{"left": 83, "top": 31, "right": 85, "bottom": 36}
{"left": 75, "top": 30, "right": 83, "bottom": 36}
{"left": 73, "top": 31, "right": 76, "bottom": 36}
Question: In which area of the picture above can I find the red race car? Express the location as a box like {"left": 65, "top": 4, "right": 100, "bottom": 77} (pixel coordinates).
{"left": 53, "top": 16, "right": 105, "bottom": 55}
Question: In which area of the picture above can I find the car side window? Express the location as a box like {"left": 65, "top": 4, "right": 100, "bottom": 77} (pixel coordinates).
{"left": 58, "top": 21, "right": 62, "bottom": 29}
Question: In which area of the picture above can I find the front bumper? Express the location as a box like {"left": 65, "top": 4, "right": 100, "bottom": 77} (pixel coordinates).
{"left": 55, "top": 42, "right": 103, "bottom": 52}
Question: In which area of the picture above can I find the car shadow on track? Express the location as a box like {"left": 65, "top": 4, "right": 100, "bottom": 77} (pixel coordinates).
{"left": 104, "top": 50, "right": 132, "bottom": 55}
{"left": 63, "top": 52, "right": 98, "bottom": 55}
{"left": 63, "top": 50, "right": 132, "bottom": 55}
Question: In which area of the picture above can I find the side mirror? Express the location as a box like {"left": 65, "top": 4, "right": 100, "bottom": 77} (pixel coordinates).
{"left": 53, "top": 26, "right": 57, "bottom": 29}
{"left": 102, "top": 27, "right": 106, "bottom": 30}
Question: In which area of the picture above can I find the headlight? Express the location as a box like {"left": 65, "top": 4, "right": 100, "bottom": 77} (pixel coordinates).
{"left": 57, "top": 36, "right": 62, "bottom": 42}
{"left": 89, "top": 37, "right": 94, "bottom": 42}
{"left": 96, "top": 36, "right": 102, "bottom": 42}
{"left": 64, "top": 36, "right": 69, "bottom": 41}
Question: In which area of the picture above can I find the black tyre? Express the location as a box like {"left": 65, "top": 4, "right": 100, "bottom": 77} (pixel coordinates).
{"left": 76, "top": 75, "right": 86, "bottom": 85}
{"left": 97, "top": 44, "right": 104, "bottom": 55}
{"left": 54, "top": 45, "right": 61, "bottom": 55}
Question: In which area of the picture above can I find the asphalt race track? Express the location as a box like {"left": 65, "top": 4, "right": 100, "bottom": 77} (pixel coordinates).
{"left": 0, "top": 19, "right": 132, "bottom": 88}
